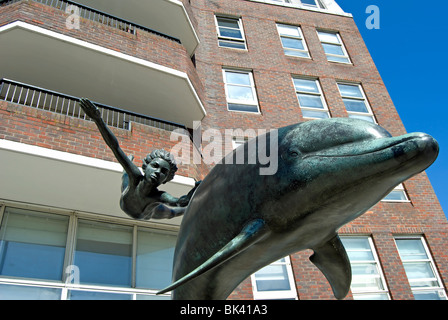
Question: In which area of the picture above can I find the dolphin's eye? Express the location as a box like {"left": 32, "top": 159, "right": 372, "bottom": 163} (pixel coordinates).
{"left": 289, "top": 151, "right": 299, "bottom": 157}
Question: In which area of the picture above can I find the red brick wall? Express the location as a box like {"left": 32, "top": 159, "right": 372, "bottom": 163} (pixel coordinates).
{"left": 189, "top": 0, "right": 406, "bottom": 136}
{"left": 0, "top": 100, "right": 208, "bottom": 180}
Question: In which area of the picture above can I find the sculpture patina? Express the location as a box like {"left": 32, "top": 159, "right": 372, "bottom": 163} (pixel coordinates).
{"left": 157, "top": 118, "right": 439, "bottom": 300}
{"left": 79, "top": 99, "right": 199, "bottom": 220}
{"left": 79, "top": 99, "right": 439, "bottom": 300}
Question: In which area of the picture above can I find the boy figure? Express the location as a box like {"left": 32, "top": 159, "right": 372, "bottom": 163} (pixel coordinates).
{"left": 79, "top": 98, "right": 200, "bottom": 220}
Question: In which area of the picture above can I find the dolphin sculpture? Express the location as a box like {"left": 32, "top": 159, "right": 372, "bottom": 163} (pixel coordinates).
{"left": 158, "top": 118, "right": 439, "bottom": 300}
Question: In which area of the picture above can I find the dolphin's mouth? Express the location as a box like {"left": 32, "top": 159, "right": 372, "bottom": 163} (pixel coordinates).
{"left": 302, "top": 133, "right": 435, "bottom": 162}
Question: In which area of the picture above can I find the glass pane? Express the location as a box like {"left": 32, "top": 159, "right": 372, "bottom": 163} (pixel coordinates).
{"left": 301, "top": 0, "right": 317, "bottom": 7}
{"left": 351, "top": 263, "right": 380, "bottom": 277}
{"left": 228, "top": 103, "right": 259, "bottom": 113}
{"left": 302, "top": 109, "right": 329, "bottom": 119}
{"left": 218, "top": 40, "right": 246, "bottom": 49}
{"left": 217, "top": 18, "right": 240, "bottom": 29}
{"left": 277, "top": 24, "right": 300, "bottom": 37}
{"left": 327, "top": 55, "right": 350, "bottom": 63}
{"left": 318, "top": 31, "right": 340, "bottom": 44}
{"left": 396, "top": 239, "right": 428, "bottom": 261}
{"left": 348, "top": 114, "right": 375, "bottom": 123}
{"left": 0, "top": 208, "right": 69, "bottom": 281}
{"left": 74, "top": 220, "right": 133, "bottom": 287}
{"left": 255, "top": 264, "right": 291, "bottom": 291}
{"left": 353, "top": 293, "right": 389, "bottom": 300}
{"left": 338, "top": 84, "right": 363, "bottom": 98}
{"left": 343, "top": 99, "right": 368, "bottom": 113}
{"left": 298, "top": 94, "right": 324, "bottom": 109}
{"left": 294, "top": 78, "right": 319, "bottom": 93}
{"left": 410, "top": 279, "right": 439, "bottom": 288}
{"left": 219, "top": 27, "right": 243, "bottom": 39}
{"left": 227, "top": 85, "right": 254, "bottom": 101}
{"left": 225, "top": 71, "right": 251, "bottom": 85}
{"left": 136, "top": 228, "right": 177, "bottom": 290}
{"left": 322, "top": 43, "right": 344, "bottom": 56}
{"left": 68, "top": 290, "right": 133, "bottom": 300}
{"left": 284, "top": 49, "right": 309, "bottom": 58}
{"left": 383, "top": 190, "right": 407, "bottom": 201}
{"left": 342, "top": 237, "right": 371, "bottom": 251}
{"left": 413, "top": 290, "right": 447, "bottom": 300}
{"left": 341, "top": 237, "right": 375, "bottom": 261}
{"left": 351, "top": 276, "right": 383, "bottom": 290}
{"left": 137, "top": 294, "right": 171, "bottom": 300}
{"left": 402, "top": 262, "right": 435, "bottom": 280}
{"left": 281, "top": 37, "right": 304, "bottom": 50}
{"left": 0, "top": 283, "right": 62, "bottom": 300}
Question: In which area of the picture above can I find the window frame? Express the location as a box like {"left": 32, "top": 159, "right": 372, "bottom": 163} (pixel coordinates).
{"left": 0, "top": 202, "right": 176, "bottom": 300}
{"left": 394, "top": 235, "right": 447, "bottom": 300}
{"left": 276, "top": 23, "right": 310, "bottom": 59}
{"left": 223, "top": 68, "right": 260, "bottom": 114}
{"left": 215, "top": 15, "right": 247, "bottom": 50}
{"left": 337, "top": 82, "right": 376, "bottom": 123}
{"left": 340, "top": 235, "right": 391, "bottom": 300}
{"left": 293, "top": 76, "right": 330, "bottom": 119}
{"left": 317, "top": 30, "right": 351, "bottom": 64}
{"left": 251, "top": 256, "right": 298, "bottom": 300}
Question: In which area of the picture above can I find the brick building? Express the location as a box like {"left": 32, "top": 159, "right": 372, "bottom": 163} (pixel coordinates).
{"left": 0, "top": 0, "right": 446, "bottom": 300}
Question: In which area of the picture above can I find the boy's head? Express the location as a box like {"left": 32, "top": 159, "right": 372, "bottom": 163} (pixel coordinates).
{"left": 142, "top": 149, "right": 178, "bottom": 184}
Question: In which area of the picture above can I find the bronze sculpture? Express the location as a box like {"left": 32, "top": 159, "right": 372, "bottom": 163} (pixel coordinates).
{"left": 79, "top": 99, "right": 439, "bottom": 300}
{"left": 79, "top": 99, "right": 199, "bottom": 220}
{"left": 158, "top": 118, "right": 439, "bottom": 299}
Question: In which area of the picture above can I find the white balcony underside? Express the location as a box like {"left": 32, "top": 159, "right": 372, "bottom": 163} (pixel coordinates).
{"left": 0, "top": 22, "right": 205, "bottom": 128}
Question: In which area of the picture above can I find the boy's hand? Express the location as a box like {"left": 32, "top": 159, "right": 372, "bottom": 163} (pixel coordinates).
{"left": 80, "top": 98, "right": 102, "bottom": 120}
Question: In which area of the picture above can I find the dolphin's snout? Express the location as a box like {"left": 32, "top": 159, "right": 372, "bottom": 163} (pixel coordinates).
{"left": 403, "top": 132, "right": 439, "bottom": 166}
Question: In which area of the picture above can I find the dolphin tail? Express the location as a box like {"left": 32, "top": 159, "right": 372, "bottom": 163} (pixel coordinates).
{"left": 157, "top": 219, "right": 270, "bottom": 295}
{"left": 310, "top": 235, "right": 352, "bottom": 300}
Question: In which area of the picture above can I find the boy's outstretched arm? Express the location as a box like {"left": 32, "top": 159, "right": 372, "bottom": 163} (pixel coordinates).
{"left": 80, "top": 98, "right": 141, "bottom": 179}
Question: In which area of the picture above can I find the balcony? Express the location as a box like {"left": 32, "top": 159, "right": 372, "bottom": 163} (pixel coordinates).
{"left": 0, "top": 18, "right": 206, "bottom": 128}
{"left": 0, "top": 78, "right": 202, "bottom": 226}
{"left": 73, "top": 0, "right": 200, "bottom": 56}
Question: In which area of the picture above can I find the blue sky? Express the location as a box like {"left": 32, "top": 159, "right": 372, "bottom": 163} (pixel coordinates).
{"left": 336, "top": 0, "right": 448, "bottom": 218}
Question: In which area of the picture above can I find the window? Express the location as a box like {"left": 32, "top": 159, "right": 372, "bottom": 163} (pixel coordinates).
{"left": 0, "top": 205, "right": 177, "bottom": 300}
{"left": 215, "top": 16, "right": 247, "bottom": 50}
{"left": 277, "top": 24, "right": 310, "bottom": 58}
{"left": 395, "top": 236, "right": 447, "bottom": 300}
{"left": 223, "top": 69, "right": 259, "bottom": 113}
{"left": 317, "top": 30, "right": 350, "bottom": 63}
{"left": 293, "top": 77, "right": 329, "bottom": 119}
{"left": 382, "top": 183, "right": 409, "bottom": 202}
{"left": 340, "top": 236, "right": 390, "bottom": 300}
{"left": 337, "top": 83, "right": 376, "bottom": 123}
{"left": 300, "top": 0, "right": 325, "bottom": 8}
{"left": 270, "top": 0, "right": 325, "bottom": 9}
{"left": 0, "top": 207, "right": 69, "bottom": 282}
{"left": 74, "top": 220, "right": 133, "bottom": 287}
{"left": 251, "top": 256, "right": 297, "bottom": 299}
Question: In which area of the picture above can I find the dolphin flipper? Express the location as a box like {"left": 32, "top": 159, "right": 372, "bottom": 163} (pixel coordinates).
{"left": 310, "top": 235, "right": 352, "bottom": 300}
{"left": 158, "top": 219, "right": 270, "bottom": 295}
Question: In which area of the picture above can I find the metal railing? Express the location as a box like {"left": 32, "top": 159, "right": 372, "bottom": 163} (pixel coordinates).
{"left": 0, "top": 78, "right": 187, "bottom": 133}
{"left": 0, "top": 0, "right": 181, "bottom": 43}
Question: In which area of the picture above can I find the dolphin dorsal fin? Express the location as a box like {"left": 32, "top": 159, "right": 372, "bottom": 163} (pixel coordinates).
{"left": 158, "top": 219, "right": 270, "bottom": 295}
{"left": 310, "top": 235, "right": 352, "bottom": 300}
